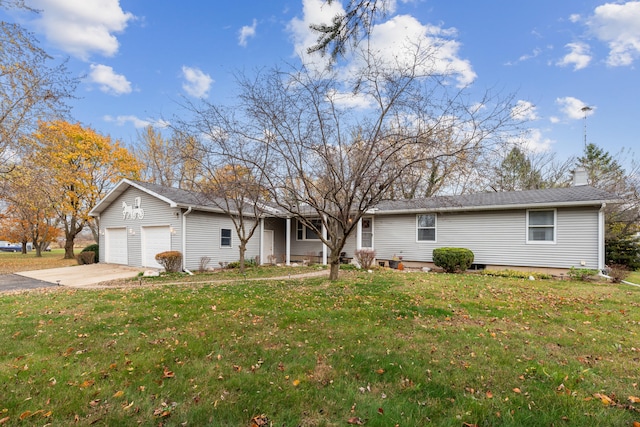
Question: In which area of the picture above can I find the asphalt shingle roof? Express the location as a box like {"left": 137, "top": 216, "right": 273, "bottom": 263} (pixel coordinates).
{"left": 92, "top": 179, "right": 619, "bottom": 217}
{"left": 375, "top": 185, "right": 618, "bottom": 212}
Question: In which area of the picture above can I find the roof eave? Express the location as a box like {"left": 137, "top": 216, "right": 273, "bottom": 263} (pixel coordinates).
{"left": 375, "top": 199, "right": 617, "bottom": 215}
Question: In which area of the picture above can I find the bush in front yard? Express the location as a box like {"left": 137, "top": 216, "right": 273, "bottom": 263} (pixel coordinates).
{"left": 433, "top": 247, "right": 474, "bottom": 273}
{"left": 354, "top": 249, "right": 376, "bottom": 269}
{"left": 80, "top": 244, "right": 99, "bottom": 263}
{"left": 76, "top": 251, "right": 96, "bottom": 265}
{"left": 155, "top": 251, "right": 183, "bottom": 273}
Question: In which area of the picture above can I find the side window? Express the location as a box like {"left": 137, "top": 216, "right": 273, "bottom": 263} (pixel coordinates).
{"left": 417, "top": 214, "right": 436, "bottom": 241}
{"left": 221, "top": 228, "right": 232, "bottom": 247}
{"left": 527, "top": 209, "right": 556, "bottom": 243}
{"left": 296, "top": 219, "right": 321, "bottom": 241}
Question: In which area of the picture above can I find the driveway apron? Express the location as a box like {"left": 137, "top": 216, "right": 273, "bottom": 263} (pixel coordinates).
{"left": 0, "top": 274, "right": 55, "bottom": 292}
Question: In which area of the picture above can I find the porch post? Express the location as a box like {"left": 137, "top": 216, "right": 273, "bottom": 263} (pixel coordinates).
{"left": 285, "top": 217, "right": 291, "bottom": 266}
{"left": 322, "top": 216, "right": 328, "bottom": 265}
{"left": 356, "top": 218, "right": 362, "bottom": 251}
{"left": 259, "top": 217, "right": 265, "bottom": 265}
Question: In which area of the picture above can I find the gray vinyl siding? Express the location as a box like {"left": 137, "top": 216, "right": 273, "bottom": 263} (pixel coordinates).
{"left": 97, "top": 187, "right": 182, "bottom": 267}
{"left": 373, "top": 207, "right": 600, "bottom": 269}
{"left": 183, "top": 212, "right": 260, "bottom": 270}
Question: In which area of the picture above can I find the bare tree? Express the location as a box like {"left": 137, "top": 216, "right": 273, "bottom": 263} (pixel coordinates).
{"left": 0, "top": 9, "right": 76, "bottom": 173}
{"left": 191, "top": 43, "right": 520, "bottom": 280}
{"left": 172, "top": 114, "right": 271, "bottom": 273}
{"left": 134, "top": 126, "right": 205, "bottom": 190}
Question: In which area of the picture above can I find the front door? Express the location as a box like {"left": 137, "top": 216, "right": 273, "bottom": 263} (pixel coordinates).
{"left": 263, "top": 229, "right": 274, "bottom": 264}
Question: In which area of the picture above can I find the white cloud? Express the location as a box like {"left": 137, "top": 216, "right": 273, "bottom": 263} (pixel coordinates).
{"left": 556, "top": 96, "right": 595, "bottom": 120}
{"left": 507, "top": 128, "right": 554, "bottom": 153}
{"left": 287, "top": 0, "right": 475, "bottom": 86}
{"left": 511, "top": 100, "right": 538, "bottom": 121}
{"left": 569, "top": 13, "right": 582, "bottom": 23}
{"left": 181, "top": 66, "right": 213, "bottom": 98}
{"left": 89, "top": 64, "right": 132, "bottom": 95}
{"left": 104, "top": 115, "right": 169, "bottom": 129}
{"left": 325, "top": 89, "right": 375, "bottom": 110}
{"left": 28, "top": 0, "right": 134, "bottom": 60}
{"left": 556, "top": 42, "right": 592, "bottom": 70}
{"left": 587, "top": 1, "right": 640, "bottom": 66}
{"left": 239, "top": 19, "right": 257, "bottom": 47}
{"left": 367, "top": 15, "right": 476, "bottom": 87}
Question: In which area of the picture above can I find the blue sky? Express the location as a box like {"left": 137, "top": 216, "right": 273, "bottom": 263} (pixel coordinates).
{"left": 3, "top": 0, "right": 639, "bottom": 166}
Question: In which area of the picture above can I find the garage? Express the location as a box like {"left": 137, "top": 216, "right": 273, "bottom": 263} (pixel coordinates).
{"left": 105, "top": 227, "right": 128, "bottom": 264}
{"left": 142, "top": 226, "right": 172, "bottom": 269}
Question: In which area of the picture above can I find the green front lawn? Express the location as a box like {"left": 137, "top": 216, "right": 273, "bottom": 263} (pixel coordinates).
{"left": 1, "top": 270, "right": 639, "bottom": 426}
{"left": 0, "top": 249, "right": 77, "bottom": 274}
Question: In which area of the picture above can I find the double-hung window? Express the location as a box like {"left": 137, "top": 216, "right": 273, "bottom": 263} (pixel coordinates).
{"left": 527, "top": 209, "right": 556, "bottom": 243}
{"left": 220, "top": 228, "right": 232, "bottom": 247}
{"left": 417, "top": 214, "right": 436, "bottom": 241}
{"left": 297, "top": 219, "right": 322, "bottom": 241}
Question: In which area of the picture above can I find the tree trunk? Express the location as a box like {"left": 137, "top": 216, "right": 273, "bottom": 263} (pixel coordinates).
{"left": 21, "top": 239, "right": 28, "bottom": 254}
{"left": 239, "top": 242, "right": 246, "bottom": 274}
{"left": 328, "top": 250, "right": 342, "bottom": 280}
{"left": 64, "top": 238, "right": 75, "bottom": 259}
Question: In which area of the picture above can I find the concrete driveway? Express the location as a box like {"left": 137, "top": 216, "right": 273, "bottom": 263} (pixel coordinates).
{"left": 14, "top": 264, "right": 146, "bottom": 288}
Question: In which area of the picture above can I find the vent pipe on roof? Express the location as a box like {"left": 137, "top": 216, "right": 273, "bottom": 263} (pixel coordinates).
{"left": 572, "top": 167, "right": 588, "bottom": 186}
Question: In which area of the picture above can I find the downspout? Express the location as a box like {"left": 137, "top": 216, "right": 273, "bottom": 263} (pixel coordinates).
{"left": 182, "top": 207, "right": 194, "bottom": 275}
{"left": 597, "top": 202, "right": 606, "bottom": 275}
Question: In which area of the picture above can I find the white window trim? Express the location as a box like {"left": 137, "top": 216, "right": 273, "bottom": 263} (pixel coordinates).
{"left": 416, "top": 213, "right": 437, "bottom": 243}
{"left": 526, "top": 208, "right": 557, "bottom": 244}
{"left": 361, "top": 216, "right": 374, "bottom": 249}
{"left": 296, "top": 219, "right": 322, "bottom": 241}
{"left": 220, "top": 228, "right": 233, "bottom": 248}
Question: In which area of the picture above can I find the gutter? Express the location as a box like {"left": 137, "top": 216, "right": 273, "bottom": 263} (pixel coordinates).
{"left": 374, "top": 200, "right": 612, "bottom": 216}
{"left": 182, "top": 207, "right": 194, "bottom": 275}
{"left": 598, "top": 202, "right": 606, "bottom": 272}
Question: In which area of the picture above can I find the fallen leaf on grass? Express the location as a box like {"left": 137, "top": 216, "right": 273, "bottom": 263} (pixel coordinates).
{"left": 347, "top": 417, "right": 365, "bottom": 425}
{"left": 0, "top": 417, "right": 9, "bottom": 425}
{"left": 162, "top": 367, "right": 175, "bottom": 378}
{"left": 594, "top": 393, "right": 614, "bottom": 405}
{"left": 19, "top": 411, "right": 31, "bottom": 420}
{"left": 633, "top": 422, "right": 640, "bottom": 427}
{"left": 462, "top": 423, "right": 478, "bottom": 427}
{"left": 292, "top": 379, "right": 300, "bottom": 387}
{"left": 79, "top": 380, "right": 94, "bottom": 388}
{"left": 250, "top": 414, "right": 270, "bottom": 426}
{"left": 113, "top": 390, "right": 124, "bottom": 398}
{"left": 629, "top": 396, "right": 640, "bottom": 403}
{"left": 513, "top": 388, "right": 522, "bottom": 394}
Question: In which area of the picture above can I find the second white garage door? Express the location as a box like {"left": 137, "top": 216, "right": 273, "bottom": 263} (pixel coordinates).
{"left": 142, "top": 226, "right": 172, "bottom": 269}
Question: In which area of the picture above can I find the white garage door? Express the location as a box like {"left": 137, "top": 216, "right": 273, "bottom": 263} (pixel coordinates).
{"left": 142, "top": 226, "right": 172, "bottom": 269}
{"left": 105, "top": 227, "right": 128, "bottom": 264}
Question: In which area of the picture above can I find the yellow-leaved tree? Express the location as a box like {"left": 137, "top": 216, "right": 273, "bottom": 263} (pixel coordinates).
{"left": 0, "top": 165, "right": 60, "bottom": 255}
{"left": 26, "top": 120, "right": 141, "bottom": 259}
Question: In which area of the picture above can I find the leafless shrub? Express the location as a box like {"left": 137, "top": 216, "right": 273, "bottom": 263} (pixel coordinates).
{"left": 198, "top": 256, "right": 211, "bottom": 273}
{"left": 354, "top": 249, "right": 376, "bottom": 269}
{"left": 607, "top": 264, "right": 629, "bottom": 283}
